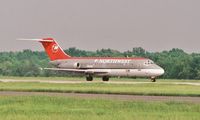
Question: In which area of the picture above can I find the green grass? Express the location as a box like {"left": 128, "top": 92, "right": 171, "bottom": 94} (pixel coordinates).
{"left": 0, "top": 76, "right": 87, "bottom": 81}
{"left": 0, "top": 77, "right": 199, "bottom": 119}
{"left": 0, "top": 96, "right": 199, "bottom": 120}
{"left": 0, "top": 82, "right": 199, "bottom": 96}
{"left": 1, "top": 76, "right": 200, "bottom": 82}
{"left": 0, "top": 76, "right": 199, "bottom": 96}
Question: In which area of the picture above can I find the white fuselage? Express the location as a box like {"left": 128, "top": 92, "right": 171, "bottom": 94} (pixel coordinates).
{"left": 97, "top": 69, "right": 165, "bottom": 77}
{"left": 50, "top": 57, "right": 165, "bottom": 78}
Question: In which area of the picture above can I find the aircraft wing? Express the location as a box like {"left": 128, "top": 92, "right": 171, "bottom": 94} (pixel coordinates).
{"left": 44, "top": 68, "right": 109, "bottom": 74}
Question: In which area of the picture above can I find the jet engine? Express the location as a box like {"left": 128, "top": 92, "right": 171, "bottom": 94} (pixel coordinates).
{"left": 74, "top": 62, "right": 81, "bottom": 69}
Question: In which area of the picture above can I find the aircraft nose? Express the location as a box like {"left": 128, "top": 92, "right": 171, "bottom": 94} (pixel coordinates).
{"left": 158, "top": 68, "right": 165, "bottom": 75}
{"left": 146, "top": 68, "right": 165, "bottom": 76}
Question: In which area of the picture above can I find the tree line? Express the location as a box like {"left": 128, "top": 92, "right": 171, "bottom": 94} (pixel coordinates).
{"left": 0, "top": 47, "right": 200, "bottom": 80}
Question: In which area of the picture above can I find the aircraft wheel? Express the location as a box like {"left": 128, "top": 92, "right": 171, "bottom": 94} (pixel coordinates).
{"left": 151, "top": 77, "right": 156, "bottom": 82}
{"left": 86, "top": 76, "right": 93, "bottom": 81}
{"left": 102, "top": 76, "right": 109, "bottom": 81}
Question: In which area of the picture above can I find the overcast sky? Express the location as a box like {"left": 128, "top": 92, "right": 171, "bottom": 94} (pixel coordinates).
{"left": 0, "top": 0, "right": 200, "bottom": 53}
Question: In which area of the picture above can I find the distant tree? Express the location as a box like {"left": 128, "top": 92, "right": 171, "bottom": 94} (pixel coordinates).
{"left": 132, "top": 47, "right": 146, "bottom": 57}
{"left": 96, "top": 49, "right": 122, "bottom": 57}
{"left": 0, "top": 47, "right": 200, "bottom": 80}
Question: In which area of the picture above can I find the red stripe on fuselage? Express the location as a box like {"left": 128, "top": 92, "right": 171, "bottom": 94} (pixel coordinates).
{"left": 68, "top": 57, "right": 147, "bottom": 60}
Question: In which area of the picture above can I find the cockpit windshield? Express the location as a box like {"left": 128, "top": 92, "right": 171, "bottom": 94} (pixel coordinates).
{"left": 144, "top": 60, "right": 154, "bottom": 65}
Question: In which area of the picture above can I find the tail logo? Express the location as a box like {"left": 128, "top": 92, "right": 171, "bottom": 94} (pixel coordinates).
{"left": 52, "top": 44, "right": 59, "bottom": 53}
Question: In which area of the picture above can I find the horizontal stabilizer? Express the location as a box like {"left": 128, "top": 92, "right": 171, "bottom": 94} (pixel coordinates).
{"left": 17, "top": 38, "right": 54, "bottom": 42}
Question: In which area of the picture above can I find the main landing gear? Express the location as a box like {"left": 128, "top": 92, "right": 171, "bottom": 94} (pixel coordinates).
{"left": 150, "top": 77, "right": 156, "bottom": 82}
{"left": 86, "top": 76, "right": 110, "bottom": 81}
{"left": 86, "top": 75, "right": 93, "bottom": 81}
{"left": 102, "top": 76, "right": 109, "bottom": 81}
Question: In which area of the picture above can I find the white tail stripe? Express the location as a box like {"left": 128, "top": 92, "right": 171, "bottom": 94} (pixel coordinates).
{"left": 17, "top": 39, "right": 53, "bottom": 42}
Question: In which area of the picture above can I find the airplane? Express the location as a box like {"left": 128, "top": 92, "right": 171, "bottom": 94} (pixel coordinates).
{"left": 19, "top": 38, "right": 164, "bottom": 82}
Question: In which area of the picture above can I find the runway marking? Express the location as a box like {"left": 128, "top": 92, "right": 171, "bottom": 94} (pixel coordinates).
{"left": 0, "top": 91, "right": 199, "bottom": 103}
{"left": 0, "top": 79, "right": 200, "bottom": 86}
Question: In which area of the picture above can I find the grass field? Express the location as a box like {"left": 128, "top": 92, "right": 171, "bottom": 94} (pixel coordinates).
{"left": 0, "top": 96, "right": 199, "bottom": 120}
{"left": 0, "top": 79, "right": 199, "bottom": 96}
{"left": 0, "top": 77, "right": 199, "bottom": 120}
{"left": 1, "top": 76, "right": 200, "bottom": 82}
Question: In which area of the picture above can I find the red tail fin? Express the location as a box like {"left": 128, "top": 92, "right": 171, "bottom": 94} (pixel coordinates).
{"left": 19, "top": 38, "right": 71, "bottom": 61}
{"left": 40, "top": 38, "right": 71, "bottom": 61}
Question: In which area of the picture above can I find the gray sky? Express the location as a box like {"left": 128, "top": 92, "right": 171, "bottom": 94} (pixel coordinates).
{"left": 0, "top": 0, "right": 200, "bottom": 53}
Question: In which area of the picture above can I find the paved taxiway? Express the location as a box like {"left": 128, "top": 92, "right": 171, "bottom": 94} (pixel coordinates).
{"left": 0, "top": 79, "right": 200, "bottom": 86}
{"left": 0, "top": 91, "right": 199, "bottom": 103}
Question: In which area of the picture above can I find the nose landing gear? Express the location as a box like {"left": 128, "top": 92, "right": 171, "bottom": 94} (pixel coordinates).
{"left": 151, "top": 77, "right": 156, "bottom": 82}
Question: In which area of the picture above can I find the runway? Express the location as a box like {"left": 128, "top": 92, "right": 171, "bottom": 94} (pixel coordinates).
{"left": 0, "top": 79, "right": 200, "bottom": 86}
{"left": 0, "top": 91, "right": 199, "bottom": 103}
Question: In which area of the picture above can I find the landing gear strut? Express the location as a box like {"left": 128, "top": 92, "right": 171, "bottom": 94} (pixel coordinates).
{"left": 86, "top": 75, "right": 93, "bottom": 81}
{"left": 151, "top": 77, "right": 156, "bottom": 82}
{"left": 102, "top": 76, "right": 109, "bottom": 81}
